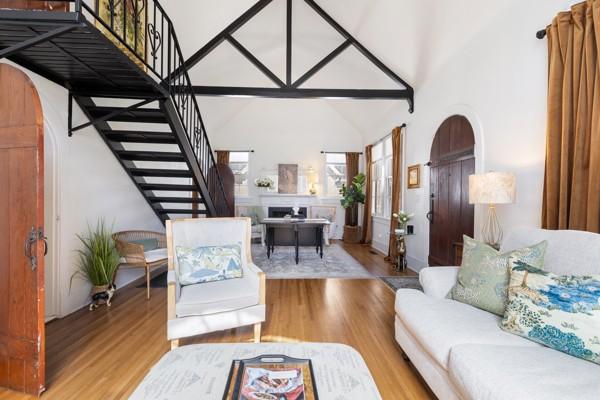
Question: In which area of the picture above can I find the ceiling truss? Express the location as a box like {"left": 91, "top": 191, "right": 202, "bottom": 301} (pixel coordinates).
{"left": 180, "top": 0, "right": 414, "bottom": 112}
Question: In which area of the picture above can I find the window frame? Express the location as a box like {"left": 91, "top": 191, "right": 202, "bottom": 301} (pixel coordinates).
{"left": 324, "top": 152, "right": 347, "bottom": 197}
{"left": 370, "top": 136, "right": 394, "bottom": 218}
{"left": 228, "top": 151, "right": 250, "bottom": 197}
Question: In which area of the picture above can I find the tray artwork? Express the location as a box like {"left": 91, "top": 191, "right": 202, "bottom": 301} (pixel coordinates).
{"left": 223, "top": 355, "right": 318, "bottom": 400}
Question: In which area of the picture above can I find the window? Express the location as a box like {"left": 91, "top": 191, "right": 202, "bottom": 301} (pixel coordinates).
{"left": 325, "top": 153, "right": 347, "bottom": 196}
{"left": 229, "top": 151, "right": 249, "bottom": 196}
{"left": 371, "top": 136, "right": 395, "bottom": 218}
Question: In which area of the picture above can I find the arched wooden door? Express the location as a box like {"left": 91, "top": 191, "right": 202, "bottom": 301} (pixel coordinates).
{"left": 428, "top": 115, "right": 475, "bottom": 266}
{"left": 0, "top": 64, "right": 46, "bottom": 396}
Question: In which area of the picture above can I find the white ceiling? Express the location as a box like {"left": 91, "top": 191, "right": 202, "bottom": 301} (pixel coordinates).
{"left": 160, "top": 0, "right": 563, "bottom": 138}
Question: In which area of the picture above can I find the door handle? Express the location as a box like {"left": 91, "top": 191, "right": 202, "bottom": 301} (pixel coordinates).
{"left": 427, "top": 194, "right": 435, "bottom": 224}
{"left": 24, "top": 227, "right": 46, "bottom": 270}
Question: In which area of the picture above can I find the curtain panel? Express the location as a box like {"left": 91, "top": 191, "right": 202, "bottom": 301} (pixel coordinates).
{"left": 361, "top": 145, "right": 373, "bottom": 244}
{"left": 216, "top": 150, "right": 230, "bottom": 165}
{"left": 387, "top": 127, "right": 404, "bottom": 259}
{"left": 542, "top": 0, "right": 600, "bottom": 232}
{"left": 345, "top": 152, "right": 360, "bottom": 226}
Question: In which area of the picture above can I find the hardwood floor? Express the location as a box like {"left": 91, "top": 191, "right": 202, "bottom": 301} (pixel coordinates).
{"left": 0, "top": 242, "right": 433, "bottom": 400}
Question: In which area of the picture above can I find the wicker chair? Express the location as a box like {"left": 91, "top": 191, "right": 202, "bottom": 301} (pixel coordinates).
{"left": 112, "top": 230, "right": 167, "bottom": 299}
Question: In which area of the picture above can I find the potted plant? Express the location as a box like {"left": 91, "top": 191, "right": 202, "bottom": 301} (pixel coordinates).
{"left": 339, "top": 173, "right": 366, "bottom": 243}
{"left": 71, "top": 219, "right": 120, "bottom": 310}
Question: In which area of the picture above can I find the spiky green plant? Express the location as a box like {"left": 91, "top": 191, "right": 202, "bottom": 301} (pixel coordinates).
{"left": 71, "top": 219, "right": 120, "bottom": 287}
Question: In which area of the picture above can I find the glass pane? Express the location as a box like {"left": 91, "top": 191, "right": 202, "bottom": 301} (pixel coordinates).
{"left": 325, "top": 153, "right": 346, "bottom": 164}
{"left": 229, "top": 151, "right": 249, "bottom": 162}
{"left": 384, "top": 136, "right": 393, "bottom": 156}
{"left": 326, "top": 162, "right": 346, "bottom": 196}
{"left": 372, "top": 142, "right": 383, "bottom": 161}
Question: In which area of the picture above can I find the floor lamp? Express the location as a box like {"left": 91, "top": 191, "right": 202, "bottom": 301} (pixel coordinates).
{"left": 468, "top": 172, "right": 516, "bottom": 249}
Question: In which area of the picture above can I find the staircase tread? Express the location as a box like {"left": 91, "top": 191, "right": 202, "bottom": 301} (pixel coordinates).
{"left": 157, "top": 209, "right": 207, "bottom": 214}
{"left": 129, "top": 168, "right": 192, "bottom": 177}
{"left": 147, "top": 196, "right": 205, "bottom": 204}
{"left": 115, "top": 150, "right": 184, "bottom": 161}
{"left": 104, "top": 130, "right": 176, "bottom": 143}
{"left": 139, "top": 183, "right": 197, "bottom": 191}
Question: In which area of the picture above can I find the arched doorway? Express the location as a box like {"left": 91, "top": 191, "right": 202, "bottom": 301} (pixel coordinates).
{"left": 428, "top": 115, "right": 475, "bottom": 266}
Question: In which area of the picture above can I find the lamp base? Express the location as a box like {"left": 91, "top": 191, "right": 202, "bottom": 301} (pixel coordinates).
{"left": 482, "top": 204, "right": 502, "bottom": 249}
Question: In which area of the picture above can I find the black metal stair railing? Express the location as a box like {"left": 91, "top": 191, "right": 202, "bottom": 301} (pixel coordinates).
{"left": 70, "top": 0, "right": 231, "bottom": 217}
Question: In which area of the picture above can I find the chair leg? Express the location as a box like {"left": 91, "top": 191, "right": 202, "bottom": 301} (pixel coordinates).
{"left": 146, "top": 265, "right": 150, "bottom": 300}
{"left": 170, "top": 339, "right": 179, "bottom": 350}
{"left": 253, "top": 323, "right": 262, "bottom": 343}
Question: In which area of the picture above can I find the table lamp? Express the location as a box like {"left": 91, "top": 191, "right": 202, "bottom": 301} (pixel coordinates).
{"left": 469, "top": 172, "right": 516, "bottom": 248}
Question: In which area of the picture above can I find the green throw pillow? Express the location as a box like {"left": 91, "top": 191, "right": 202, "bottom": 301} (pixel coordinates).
{"left": 176, "top": 244, "right": 243, "bottom": 286}
{"left": 129, "top": 238, "right": 159, "bottom": 252}
{"left": 501, "top": 257, "right": 600, "bottom": 365}
{"left": 449, "top": 236, "right": 547, "bottom": 316}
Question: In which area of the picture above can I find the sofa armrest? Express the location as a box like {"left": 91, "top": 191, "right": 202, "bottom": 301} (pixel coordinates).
{"left": 419, "top": 267, "right": 459, "bottom": 299}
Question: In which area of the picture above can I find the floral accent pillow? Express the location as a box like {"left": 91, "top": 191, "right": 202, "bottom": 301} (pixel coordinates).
{"left": 450, "top": 236, "right": 547, "bottom": 316}
{"left": 501, "top": 258, "right": 600, "bottom": 365}
{"left": 176, "top": 244, "right": 243, "bottom": 286}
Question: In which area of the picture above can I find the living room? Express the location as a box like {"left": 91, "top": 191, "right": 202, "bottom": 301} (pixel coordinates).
{"left": 1, "top": 0, "right": 599, "bottom": 399}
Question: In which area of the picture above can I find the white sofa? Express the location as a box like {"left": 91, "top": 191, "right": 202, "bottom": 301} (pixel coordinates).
{"left": 395, "top": 228, "right": 600, "bottom": 400}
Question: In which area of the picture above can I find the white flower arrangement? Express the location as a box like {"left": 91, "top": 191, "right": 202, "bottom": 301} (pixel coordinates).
{"left": 254, "top": 177, "right": 274, "bottom": 188}
{"left": 393, "top": 211, "right": 413, "bottom": 226}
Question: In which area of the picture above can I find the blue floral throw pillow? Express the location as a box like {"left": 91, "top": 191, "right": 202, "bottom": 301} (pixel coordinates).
{"left": 501, "top": 256, "right": 600, "bottom": 365}
{"left": 176, "top": 244, "right": 243, "bottom": 285}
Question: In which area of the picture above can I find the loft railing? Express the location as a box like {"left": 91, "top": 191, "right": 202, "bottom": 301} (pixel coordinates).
{"left": 67, "top": 0, "right": 230, "bottom": 217}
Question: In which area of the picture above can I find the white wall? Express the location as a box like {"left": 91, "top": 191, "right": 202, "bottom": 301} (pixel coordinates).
{"left": 3, "top": 61, "right": 164, "bottom": 318}
{"left": 361, "top": 0, "right": 576, "bottom": 269}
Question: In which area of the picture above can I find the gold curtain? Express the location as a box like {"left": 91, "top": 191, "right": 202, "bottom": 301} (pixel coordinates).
{"left": 361, "top": 145, "right": 373, "bottom": 244}
{"left": 216, "top": 150, "right": 230, "bottom": 165}
{"left": 345, "top": 152, "right": 361, "bottom": 226}
{"left": 387, "top": 127, "right": 404, "bottom": 259}
{"left": 542, "top": 0, "right": 600, "bottom": 232}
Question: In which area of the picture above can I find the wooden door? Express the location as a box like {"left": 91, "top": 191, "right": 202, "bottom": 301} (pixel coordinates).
{"left": 428, "top": 115, "right": 475, "bottom": 266}
{"left": 0, "top": 64, "right": 46, "bottom": 396}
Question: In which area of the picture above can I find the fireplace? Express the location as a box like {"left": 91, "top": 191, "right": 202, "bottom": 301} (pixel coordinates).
{"left": 268, "top": 206, "right": 307, "bottom": 218}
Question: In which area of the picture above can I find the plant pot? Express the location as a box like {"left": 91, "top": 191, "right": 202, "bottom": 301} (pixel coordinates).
{"left": 343, "top": 225, "right": 362, "bottom": 243}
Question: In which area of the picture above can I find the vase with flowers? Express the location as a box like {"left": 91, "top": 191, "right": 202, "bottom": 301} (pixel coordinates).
{"left": 254, "top": 177, "right": 274, "bottom": 193}
{"left": 393, "top": 211, "right": 413, "bottom": 234}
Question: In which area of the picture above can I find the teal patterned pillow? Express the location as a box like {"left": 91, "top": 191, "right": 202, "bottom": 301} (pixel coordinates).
{"left": 450, "top": 236, "right": 547, "bottom": 316}
{"left": 176, "top": 244, "right": 243, "bottom": 285}
{"left": 501, "top": 258, "right": 600, "bottom": 365}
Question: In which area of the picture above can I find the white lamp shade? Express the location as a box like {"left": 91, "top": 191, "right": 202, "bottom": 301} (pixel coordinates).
{"left": 469, "top": 172, "right": 516, "bottom": 204}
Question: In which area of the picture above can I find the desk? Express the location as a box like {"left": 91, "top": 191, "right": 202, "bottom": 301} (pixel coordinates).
{"left": 262, "top": 218, "right": 330, "bottom": 264}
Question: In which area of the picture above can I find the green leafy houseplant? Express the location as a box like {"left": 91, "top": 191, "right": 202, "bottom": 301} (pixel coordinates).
{"left": 71, "top": 219, "right": 120, "bottom": 289}
{"left": 339, "top": 173, "right": 366, "bottom": 227}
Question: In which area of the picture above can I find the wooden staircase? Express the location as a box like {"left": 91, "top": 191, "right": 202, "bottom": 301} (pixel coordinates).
{"left": 0, "top": 0, "right": 231, "bottom": 222}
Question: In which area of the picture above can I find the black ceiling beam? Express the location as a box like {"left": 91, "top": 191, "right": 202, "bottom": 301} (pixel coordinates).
{"left": 286, "top": 0, "right": 292, "bottom": 86}
{"left": 304, "top": 0, "right": 413, "bottom": 91}
{"left": 292, "top": 39, "right": 351, "bottom": 88}
{"left": 179, "top": 0, "right": 273, "bottom": 75}
{"left": 226, "top": 34, "right": 285, "bottom": 88}
{"left": 190, "top": 86, "right": 411, "bottom": 100}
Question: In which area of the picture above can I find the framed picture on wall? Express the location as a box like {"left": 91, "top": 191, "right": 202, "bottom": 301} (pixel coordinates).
{"left": 407, "top": 164, "right": 420, "bottom": 189}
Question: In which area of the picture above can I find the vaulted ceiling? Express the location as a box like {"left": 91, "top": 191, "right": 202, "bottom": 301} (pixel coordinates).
{"left": 160, "top": 0, "right": 536, "bottom": 138}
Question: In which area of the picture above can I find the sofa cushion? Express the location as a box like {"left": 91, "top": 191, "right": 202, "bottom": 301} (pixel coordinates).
{"left": 450, "top": 236, "right": 547, "bottom": 316}
{"left": 176, "top": 275, "right": 259, "bottom": 317}
{"left": 449, "top": 344, "right": 600, "bottom": 400}
{"left": 501, "top": 258, "right": 600, "bottom": 365}
{"left": 501, "top": 228, "right": 600, "bottom": 276}
{"left": 395, "top": 289, "right": 540, "bottom": 369}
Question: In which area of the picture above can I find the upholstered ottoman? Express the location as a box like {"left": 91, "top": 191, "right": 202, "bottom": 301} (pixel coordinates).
{"left": 130, "top": 342, "right": 381, "bottom": 399}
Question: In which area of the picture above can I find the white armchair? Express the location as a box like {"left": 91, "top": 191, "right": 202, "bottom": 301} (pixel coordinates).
{"left": 166, "top": 218, "right": 266, "bottom": 349}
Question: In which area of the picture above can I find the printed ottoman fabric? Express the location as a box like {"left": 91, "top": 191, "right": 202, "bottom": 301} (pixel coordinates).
{"left": 450, "top": 236, "right": 547, "bottom": 316}
{"left": 501, "top": 257, "right": 600, "bottom": 365}
{"left": 176, "top": 244, "right": 243, "bottom": 285}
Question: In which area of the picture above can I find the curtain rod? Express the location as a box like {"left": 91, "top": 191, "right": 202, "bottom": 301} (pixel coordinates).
{"left": 320, "top": 151, "right": 363, "bottom": 155}
{"left": 371, "top": 123, "right": 407, "bottom": 146}
{"left": 215, "top": 149, "right": 255, "bottom": 153}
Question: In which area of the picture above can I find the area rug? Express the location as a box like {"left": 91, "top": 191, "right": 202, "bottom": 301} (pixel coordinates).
{"left": 379, "top": 276, "right": 422, "bottom": 292}
{"left": 251, "top": 243, "right": 373, "bottom": 279}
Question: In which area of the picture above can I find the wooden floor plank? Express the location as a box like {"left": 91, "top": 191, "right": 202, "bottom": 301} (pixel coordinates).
{"left": 0, "top": 242, "right": 434, "bottom": 400}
